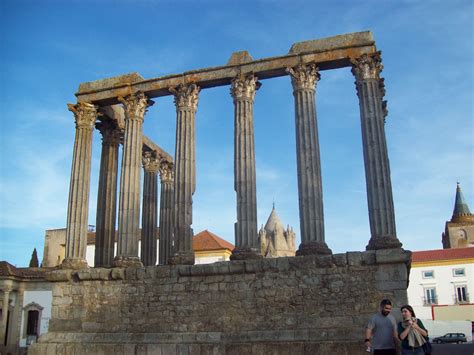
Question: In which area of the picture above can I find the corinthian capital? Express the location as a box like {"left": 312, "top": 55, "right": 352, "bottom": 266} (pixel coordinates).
{"left": 142, "top": 151, "right": 161, "bottom": 173}
{"left": 230, "top": 73, "right": 261, "bottom": 101}
{"left": 169, "top": 83, "right": 200, "bottom": 110}
{"left": 159, "top": 160, "right": 174, "bottom": 183}
{"left": 286, "top": 63, "right": 320, "bottom": 91}
{"left": 96, "top": 120, "right": 122, "bottom": 145}
{"left": 118, "top": 91, "right": 154, "bottom": 121}
{"left": 351, "top": 52, "right": 383, "bottom": 81}
{"left": 67, "top": 102, "right": 98, "bottom": 129}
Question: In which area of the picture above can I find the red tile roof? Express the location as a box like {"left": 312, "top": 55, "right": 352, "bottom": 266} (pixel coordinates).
{"left": 0, "top": 261, "right": 48, "bottom": 279}
{"left": 412, "top": 247, "right": 474, "bottom": 262}
{"left": 193, "top": 230, "right": 235, "bottom": 252}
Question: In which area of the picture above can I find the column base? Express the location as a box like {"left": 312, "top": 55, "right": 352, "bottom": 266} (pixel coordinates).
{"left": 112, "top": 256, "right": 143, "bottom": 268}
{"left": 61, "top": 258, "right": 89, "bottom": 270}
{"left": 296, "top": 241, "right": 332, "bottom": 256}
{"left": 366, "top": 236, "right": 402, "bottom": 250}
{"left": 168, "top": 251, "right": 195, "bottom": 265}
{"left": 230, "top": 247, "right": 263, "bottom": 261}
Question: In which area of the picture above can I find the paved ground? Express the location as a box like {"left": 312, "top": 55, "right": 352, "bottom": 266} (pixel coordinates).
{"left": 430, "top": 342, "right": 474, "bottom": 355}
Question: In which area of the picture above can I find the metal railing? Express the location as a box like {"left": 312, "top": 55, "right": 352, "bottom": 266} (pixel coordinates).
{"left": 422, "top": 296, "right": 438, "bottom": 305}
{"left": 453, "top": 293, "right": 470, "bottom": 304}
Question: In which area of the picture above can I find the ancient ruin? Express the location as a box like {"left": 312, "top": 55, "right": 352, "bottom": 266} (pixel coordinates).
{"left": 29, "top": 31, "right": 410, "bottom": 354}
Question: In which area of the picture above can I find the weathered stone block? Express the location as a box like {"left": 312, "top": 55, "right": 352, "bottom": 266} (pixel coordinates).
{"left": 376, "top": 248, "right": 411, "bottom": 264}
{"left": 76, "top": 270, "right": 93, "bottom": 280}
{"left": 228, "top": 261, "right": 245, "bottom": 274}
{"left": 346, "top": 252, "right": 362, "bottom": 266}
{"left": 177, "top": 265, "right": 192, "bottom": 276}
{"left": 111, "top": 268, "right": 125, "bottom": 280}
{"left": 46, "top": 269, "right": 73, "bottom": 282}
{"left": 361, "top": 250, "right": 376, "bottom": 265}
{"left": 332, "top": 253, "right": 347, "bottom": 266}
{"left": 125, "top": 267, "right": 138, "bottom": 280}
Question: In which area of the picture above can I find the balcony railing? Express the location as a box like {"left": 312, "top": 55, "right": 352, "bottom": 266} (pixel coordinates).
{"left": 453, "top": 293, "right": 470, "bottom": 304}
{"left": 422, "top": 297, "right": 438, "bottom": 305}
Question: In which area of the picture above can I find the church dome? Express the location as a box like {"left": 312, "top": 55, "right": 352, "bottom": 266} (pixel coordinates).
{"left": 264, "top": 205, "right": 285, "bottom": 233}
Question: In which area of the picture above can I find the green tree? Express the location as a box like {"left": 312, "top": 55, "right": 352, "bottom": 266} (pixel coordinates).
{"left": 29, "top": 248, "right": 39, "bottom": 268}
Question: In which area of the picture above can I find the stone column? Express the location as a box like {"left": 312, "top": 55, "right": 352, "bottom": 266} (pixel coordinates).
{"left": 141, "top": 151, "right": 160, "bottom": 266}
{"left": 158, "top": 160, "right": 174, "bottom": 265}
{"left": 0, "top": 287, "right": 10, "bottom": 345}
{"left": 94, "top": 120, "right": 121, "bottom": 267}
{"left": 169, "top": 83, "right": 200, "bottom": 265}
{"left": 62, "top": 102, "right": 98, "bottom": 269}
{"left": 351, "top": 52, "right": 401, "bottom": 250}
{"left": 114, "top": 92, "right": 154, "bottom": 267}
{"left": 287, "top": 63, "right": 331, "bottom": 256}
{"left": 230, "top": 73, "right": 262, "bottom": 260}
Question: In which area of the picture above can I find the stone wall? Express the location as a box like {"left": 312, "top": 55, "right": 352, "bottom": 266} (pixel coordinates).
{"left": 30, "top": 249, "right": 410, "bottom": 354}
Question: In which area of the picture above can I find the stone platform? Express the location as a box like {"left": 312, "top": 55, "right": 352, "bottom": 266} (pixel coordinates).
{"left": 30, "top": 249, "right": 410, "bottom": 354}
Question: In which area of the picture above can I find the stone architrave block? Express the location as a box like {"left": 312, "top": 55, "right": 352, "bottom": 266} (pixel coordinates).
{"left": 46, "top": 269, "right": 73, "bottom": 282}
{"left": 228, "top": 261, "right": 245, "bottom": 274}
{"left": 314, "top": 255, "right": 334, "bottom": 268}
{"left": 361, "top": 250, "right": 376, "bottom": 265}
{"left": 111, "top": 268, "right": 125, "bottom": 280}
{"left": 76, "top": 270, "right": 92, "bottom": 281}
{"left": 346, "top": 252, "right": 363, "bottom": 266}
{"left": 177, "top": 265, "right": 192, "bottom": 277}
{"left": 190, "top": 265, "right": 207, "bottom": 276}
{"left": 332, "top": 253, "right": 347, "bottom": 266}
{"left": 244, "top": 260, "right": 261, "bottom": 273}
{"left": 375, "top": 248, "right": 411, "bottom": 264}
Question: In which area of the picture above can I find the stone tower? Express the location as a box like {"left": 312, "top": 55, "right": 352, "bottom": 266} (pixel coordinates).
{"left": 258, "top": 205, "right": 296, "bottom": 257}
{"left": 442, "top": 183, "right": 474, "bottom": 248}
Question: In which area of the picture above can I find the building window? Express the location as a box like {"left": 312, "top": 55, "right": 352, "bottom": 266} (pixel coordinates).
{"left": 422, "top": 270, "right": 434, "bottom": 279}
{"left": 453, "top": 268, "right": 465, "bottom": 277}
{"left": 423, "top": 287, "right": 437, "bottom": 305}
{"left": 26, "top": 310, "right": 39, "bottom": 336}
{"left": 455, "top": 285, "right": 469, "bottom": 303}
{"left": 22, "top": 302, "right": 44, "bottom": 343}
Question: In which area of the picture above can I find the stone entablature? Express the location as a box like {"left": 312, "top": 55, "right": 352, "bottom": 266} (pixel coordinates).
{"left": 75, "top": 32, "right": 376, "bottom": 104}
{"left": 30, "top": 250, "right": 410, "bottom": 354}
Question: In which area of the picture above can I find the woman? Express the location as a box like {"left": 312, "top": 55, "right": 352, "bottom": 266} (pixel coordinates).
{"left": 398, "top": 305, "right": 429, "bottom": 354}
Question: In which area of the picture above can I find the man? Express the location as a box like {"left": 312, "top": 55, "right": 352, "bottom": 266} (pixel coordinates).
{"left": 365, "top": 299, "right": 398, "bottom": 355}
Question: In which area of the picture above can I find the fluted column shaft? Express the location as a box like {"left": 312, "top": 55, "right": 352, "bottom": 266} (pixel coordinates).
{"left": 63, "top": 102, "right": 98, "bottom": 269}
{"left": 114, "top": 92, "right": 154, "bottom": 267}
{"left": 158, "top": 161, "right": 174, "bottom": 265}
{"left": 94, "top": 121, "right": 121, "bottom": 267}
{"left": 0, "top": 288, "right": 10, "bottom": 344}
{"left": 141, "top": 152, "right": 160, "bottom": 266}
{"left": 351, "top": 53, "right": 401, "bottom": 250}
{"left": 287, "top": 64, "right": 331, "bottom": 256}
{"left": 230, "top": 74, "right": 262, "bottom": 260}
{"left": 169, "top": 84, "right": 200, "bottom": 265}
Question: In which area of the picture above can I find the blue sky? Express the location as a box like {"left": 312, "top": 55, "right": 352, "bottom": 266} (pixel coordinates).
{"left": 0, "top": 0, "right": 472, "bottom": 267}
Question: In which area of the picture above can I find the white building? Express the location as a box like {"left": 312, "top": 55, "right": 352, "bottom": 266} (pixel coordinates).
{"left": 0, "top": 262, "right": 52, "bottom": 355}
{"left": 407, "top": 247, "right": 474, "bottom": 337}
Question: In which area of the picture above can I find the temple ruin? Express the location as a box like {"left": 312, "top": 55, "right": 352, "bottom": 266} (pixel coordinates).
{"left": 29, "top": 31, "right": 410, "bottom": 354}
